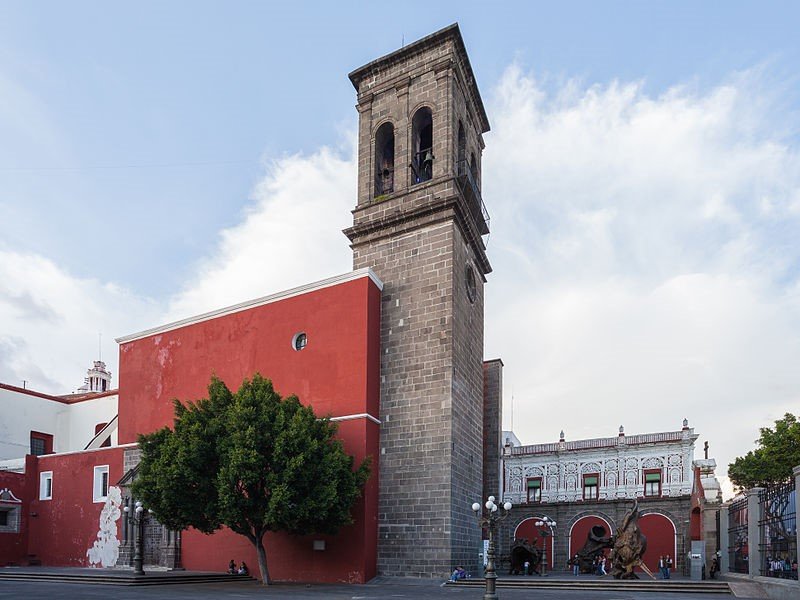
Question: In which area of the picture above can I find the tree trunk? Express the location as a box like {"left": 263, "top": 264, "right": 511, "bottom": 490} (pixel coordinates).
{"left": 254, "top": 535, "right": 270, "bottom": 585}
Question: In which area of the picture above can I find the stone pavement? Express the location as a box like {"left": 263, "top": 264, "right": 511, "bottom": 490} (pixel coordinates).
{"left": 0, "top": 575, "right": 765, "bottom": 600}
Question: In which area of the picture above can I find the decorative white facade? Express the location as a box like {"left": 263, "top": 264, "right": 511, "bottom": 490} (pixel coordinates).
{"left": 502, "top": 423, "right": 699, "bottom": 505}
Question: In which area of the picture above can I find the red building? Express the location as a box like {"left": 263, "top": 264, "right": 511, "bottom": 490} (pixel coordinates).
{"left": 0, "top": 269, "right": 382, "bottom": 582}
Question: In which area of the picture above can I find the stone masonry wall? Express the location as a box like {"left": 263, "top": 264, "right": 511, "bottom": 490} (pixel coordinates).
{"left": 353, "top": 221, "right": 457, "bottom": 577}
{"left": 498, "top": 497, "right": 693, "bottom": 574}
{"left": 347, "top": 26, "right": 491, "bottom": 578}
{"left": 483, "top": 360, "right": 503, "bottom": 501}
{"left": 449, "top": 225, "right": 485, "bottom": 573}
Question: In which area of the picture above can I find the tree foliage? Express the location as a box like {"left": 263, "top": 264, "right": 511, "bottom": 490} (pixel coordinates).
{"left": 728, "top": 413, "right": 800, "bottom": 489}
{"left": 133, "top": 374, "right": 371, "bottom": 584}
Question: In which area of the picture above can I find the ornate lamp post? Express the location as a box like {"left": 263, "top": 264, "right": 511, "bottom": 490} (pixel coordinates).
{"left": 472, "top": 495, "right": 513, "bottom": 600}
{"left": 535, "top": 516, "right": 557, "bottom": 576}
{"left": 123, "top": 500, "right": 147, "bottom": 576}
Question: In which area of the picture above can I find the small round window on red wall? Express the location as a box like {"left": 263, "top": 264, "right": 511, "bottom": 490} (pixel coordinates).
{"left": 292, "top": 332, "right": 307, "bottom": 351}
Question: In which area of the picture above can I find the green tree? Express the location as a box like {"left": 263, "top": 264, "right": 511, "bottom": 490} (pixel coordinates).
{"left": 728, "top": 413, "right": 800, "bottom": 489}
{"left": 133, "top": 374, "right": 370, "bottom": 584}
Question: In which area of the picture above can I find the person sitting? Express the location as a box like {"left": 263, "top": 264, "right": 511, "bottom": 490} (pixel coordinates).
{"left": 227, "top": 559, "right": 236, "bottom": 574}
{"left": 238, "top": 561, "right": 249, "bottom": 576}
{"left": 449, "top": 566, "right": 466, "bottom": 581}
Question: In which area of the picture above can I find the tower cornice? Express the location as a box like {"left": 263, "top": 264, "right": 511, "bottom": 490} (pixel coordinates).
{"left": 348, "top": 23, "right": 490, "bottom": 133}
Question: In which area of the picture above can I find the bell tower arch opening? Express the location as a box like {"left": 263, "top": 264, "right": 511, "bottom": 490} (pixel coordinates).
{"left": 374, "top": 121, "right": 395, "bottom": 196}
{"left": 411, "top": 106, "right": 434, "bottom": 183}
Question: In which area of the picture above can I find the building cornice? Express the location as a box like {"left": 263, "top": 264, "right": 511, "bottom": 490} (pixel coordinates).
{"left": 0, "top": 382, "right": 119, "bottom": 405}
{"left": 116, "top": 268, "right": 383, "bottom": 344}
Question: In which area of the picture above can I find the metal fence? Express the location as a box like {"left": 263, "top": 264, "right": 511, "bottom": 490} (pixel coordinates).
{"left": 759, "top": 482, "right": 797, "bottom": 580}
{"left": 728, "top": 495, "right": 749, "bottom": 574}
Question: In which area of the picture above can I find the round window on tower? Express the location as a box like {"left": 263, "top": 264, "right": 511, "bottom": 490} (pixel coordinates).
{"left": 465, "top": 265, "right": 477, "bottom": 304}
{"left": 292, "top": 332, "right": 307, "bottom": 351}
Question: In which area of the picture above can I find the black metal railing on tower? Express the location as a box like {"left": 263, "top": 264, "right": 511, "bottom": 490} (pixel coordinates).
{"left": 456, "top": 159, "right": 490, "bottom": 235}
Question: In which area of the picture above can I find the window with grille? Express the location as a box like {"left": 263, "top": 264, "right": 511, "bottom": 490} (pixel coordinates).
{"left": 644, "top": 471, "right": 661, "bottom": 497}
{"left": 93, "top": 465, "right": 110, "bottom": 502}
{"left": 583, "top": 474, "right": 599, "bottom": 500}
{"left": 39, "top": 471, "right": 53, "bottom": 500}
{"left": 527, "top": 478, "right": 541, "bottom": 503}
{"left": 30, "top": 431, "right": 53, "bottom": 456}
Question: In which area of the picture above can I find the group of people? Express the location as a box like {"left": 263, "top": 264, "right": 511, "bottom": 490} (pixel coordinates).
{"left": 766, "top": 556, "right": 797, "bottom": 578}
{"left": 227, "top": 559, "right": 249, "bottom": 576}
{"left": 658, "top": 555, "right": 673, "bottom": 579}
{"left": 569, "top": 553, "right": 607, "bottom": 576}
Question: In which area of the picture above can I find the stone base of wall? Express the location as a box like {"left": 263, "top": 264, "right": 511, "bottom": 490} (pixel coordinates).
{"left": 723, "top": 573, "right": 798, "bottom": 600}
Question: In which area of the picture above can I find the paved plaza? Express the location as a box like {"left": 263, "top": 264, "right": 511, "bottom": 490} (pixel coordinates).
{"left": 0, "top": 577, "right": 765, "bottom": 600}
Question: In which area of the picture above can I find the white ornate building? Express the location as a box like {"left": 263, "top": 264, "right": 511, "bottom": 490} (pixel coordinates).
{"left": 497, "top": 420, "right": 721, "bottom": 575}
{"left": 502, "top": 421, "right": 698, "bottom": 505}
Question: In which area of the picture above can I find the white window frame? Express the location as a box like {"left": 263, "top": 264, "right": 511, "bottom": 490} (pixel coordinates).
{"left": 39, "top": 471, "right": 53, "bottom": 501}
{"left": 93, "top": 465, "right": 110, "bottom": 503}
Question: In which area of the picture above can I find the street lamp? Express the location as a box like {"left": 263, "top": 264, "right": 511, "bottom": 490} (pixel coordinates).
{"left": 123, "top": 500, "right": 147, "bottom": 576}
{"left": 534, "top": 517, "right": 557, "bottom": 576}
{"left": 472, "top": 495, "right": 513, "bottom": 600}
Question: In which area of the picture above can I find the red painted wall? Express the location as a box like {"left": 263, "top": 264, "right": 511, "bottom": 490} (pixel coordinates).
{"left": 639, "top": 513, "right": 677, "bottom": 573}
{"left": 0, "top": 456, "right": 35, "bottom": 566}
{"left": 26, "top": 447, "right": 125, "bottom": 567}
{"left": 118, "top": 274, "right": 381, "bottom": 583}
{"left": 568, "top": 515, "right": 613, "bottom": 559}
{"left": 514, "top": 517, "right": 554, "bottom": 569}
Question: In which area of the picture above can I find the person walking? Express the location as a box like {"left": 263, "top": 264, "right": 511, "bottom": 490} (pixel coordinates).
{"left": 658, "top": 556, "right": 666, "bottom": 579}
{"left": 665, "top": 555, "right": 673, "bottom": 579}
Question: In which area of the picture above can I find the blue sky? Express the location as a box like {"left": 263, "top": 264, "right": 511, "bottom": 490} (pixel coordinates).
{"left": 2, "top": 1, "right": 800, "bottom": 495}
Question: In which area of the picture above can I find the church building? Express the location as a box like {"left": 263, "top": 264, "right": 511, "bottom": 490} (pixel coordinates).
{"left": 0, "top": 24, "right": 501, "bottom": 582}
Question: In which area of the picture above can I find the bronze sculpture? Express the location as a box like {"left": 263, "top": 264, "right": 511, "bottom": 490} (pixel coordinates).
{"left": 574, "top": 524, "right": 612, "bottom": 573}
{"left": 572, "top": 501, "right": 655, "bottom": 579}
{"left": 508, "top": 538, "right": 542, "bottom": 575}
{"left": 609, "top": 500, "right": 654, "bottom": 579}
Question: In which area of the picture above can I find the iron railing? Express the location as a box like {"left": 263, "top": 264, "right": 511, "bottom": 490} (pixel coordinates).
{"left": 456, "top": 159, "right": 490, "bottom": 235}
{"left": 759, "top": 482, "right": 797, "bottom": 579}
{"left": 728, "top": 496, "right": 749, "bottom": 574}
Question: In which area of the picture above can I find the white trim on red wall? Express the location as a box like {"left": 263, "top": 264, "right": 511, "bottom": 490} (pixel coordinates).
{"left": 116, "top": 268, "right": 384, "bottom": 344}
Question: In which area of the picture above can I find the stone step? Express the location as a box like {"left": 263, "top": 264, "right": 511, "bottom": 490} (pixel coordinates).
{"left": 0, "top": 571, "right": 257, "bottom": 586}
{"left": 447, "top": 578, "right": 732, "bottom": 594}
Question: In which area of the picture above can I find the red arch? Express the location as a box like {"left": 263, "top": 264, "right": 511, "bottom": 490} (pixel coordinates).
{"left": 514, "top": 517, "right": 554, "bottom": 570}
{"left": 639, "top": 513, "right": 677, "bottom": 574}
{"left": 568, "top": 515, "right": 613, "bottom": 559}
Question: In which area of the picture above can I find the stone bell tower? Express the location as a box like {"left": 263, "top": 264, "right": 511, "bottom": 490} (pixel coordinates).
{"left": 344, "top": 24, "right": 491, "bottom": 577}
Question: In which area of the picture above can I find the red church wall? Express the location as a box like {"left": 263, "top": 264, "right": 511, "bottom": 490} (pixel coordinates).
{"left": 118, "top": 274, "right": 381, "bottom": 444}
{"left": 568, "top": 515, "right": 613, "bottom": 559}
{"left": 117, "top": 272, "right": 382, "bottom": 583}
{"left": 639, "top": 513, "right": 676, "bottom": 573}
{"left": 26, "top": 447, "right": 125, "bottom": 567}
{"left": 0, "top": 456, "right": 36, "bottom": 566}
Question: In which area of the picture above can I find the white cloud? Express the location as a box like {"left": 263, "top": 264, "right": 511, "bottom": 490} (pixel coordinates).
{"left": 164, "top": 144, "right": 355, "bottom": 321}
{"left": 0, "top": 251, "right": 159, "bottom": 393}
{"left": 484, "top": 66, "right": 800, "bottom": 498}
{"left": 4, "top": 60, "right": 800, "bottom": 501}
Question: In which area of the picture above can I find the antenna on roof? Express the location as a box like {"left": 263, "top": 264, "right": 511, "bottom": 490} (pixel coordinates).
{"left": 510, "top": 386, "right": 514, "bottom": 432}
{"left": 402, "top": 34, "right": 404, "bottom": 47}
{"left": 98, "top": 332, "right": 102, "bottom": 361}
